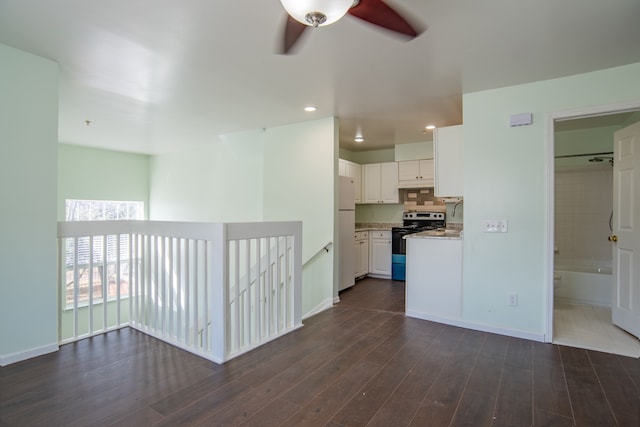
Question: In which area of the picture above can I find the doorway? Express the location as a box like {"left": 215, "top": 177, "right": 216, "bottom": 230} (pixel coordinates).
{"left": 546, "top": 102, "right": 640, "bottom": 358}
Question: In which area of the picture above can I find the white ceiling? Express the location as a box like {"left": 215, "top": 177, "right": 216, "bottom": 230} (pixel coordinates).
{"left": 1, "top": 0, "right": 639, "bottom": 154}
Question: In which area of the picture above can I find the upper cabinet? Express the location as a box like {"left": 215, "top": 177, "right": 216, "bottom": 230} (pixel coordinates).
{"left": 397, "top": 159, "right": 434, "bottom": 188}
{"left": 363, "top": 162, "right": 399, "bottom": 204}
{"left": 434, "top": 125, "right": 464, "bottom": 197}
{"left": 339, "top": 158, "right": 362, "bottom": 203}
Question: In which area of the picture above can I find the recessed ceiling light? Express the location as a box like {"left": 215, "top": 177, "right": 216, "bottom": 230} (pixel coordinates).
{"left": 425, "top": 124, "right": 436, "bottom": 130}
{"left": 304, "top": 105, "right": 318, "bottom": 112}
{"left": 354, "top": 136, "right": 364, "bottom": 143}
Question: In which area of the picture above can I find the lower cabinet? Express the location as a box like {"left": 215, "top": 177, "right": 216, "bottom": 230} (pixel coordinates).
{"left": 368, "top": 230, "right": 392, "bottom": 278}
{"left": 354, "top": 231, "right": 369, "bottom": 278}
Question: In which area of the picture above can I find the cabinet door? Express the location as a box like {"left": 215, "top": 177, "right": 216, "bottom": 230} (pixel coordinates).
{"left": 363, "top": 164, "right": 382, "bottom": 204}
{"left": 369, "top": 233, "right": 392, "bottom": 277}
{"left": 354, "top": 240, "right": 362, "bottom": 278}
{"left": 359, "top": 239, "right": 369, "bottom": 276}
{"left": 355, "top": 238, "right": 368, "bottom": 277}
{"left": 434, "top": 125, "right": 464, "bottom": 197}
{"left": 398, "top": 160, "right": 420, "bottom": 182}
{"left": 338, "top": 158, "right": 347, "bottom": 176}
{"left": 379, "top": 162, "right": 399, "bottom": 203}
{"left": 419, "top": 159, "right": 435, "bottom": 187}
{"left": 345, "top": 162, "right": 362, "bottom": 204}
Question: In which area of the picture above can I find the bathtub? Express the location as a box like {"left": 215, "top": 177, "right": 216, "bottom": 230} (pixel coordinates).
{"left": 554, "top": 264, "right": 612, "bottom": 307}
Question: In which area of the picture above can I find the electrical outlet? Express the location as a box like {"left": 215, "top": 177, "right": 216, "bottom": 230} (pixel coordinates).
{"left": 508, "top": 293, "right": 518, "bottom": 307}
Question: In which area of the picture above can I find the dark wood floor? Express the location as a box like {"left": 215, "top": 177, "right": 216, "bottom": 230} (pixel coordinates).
{"left": 1, "top": 278, "right": 638, "bottom": 426}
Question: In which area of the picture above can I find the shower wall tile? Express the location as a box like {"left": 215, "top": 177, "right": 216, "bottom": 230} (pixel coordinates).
{"left": 554, "top": 166, "right": 613, "bottom": 268}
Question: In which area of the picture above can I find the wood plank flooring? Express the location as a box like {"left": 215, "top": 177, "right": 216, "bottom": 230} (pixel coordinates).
{"left": 1, "top": 278, "right": 638, "bottom": 426}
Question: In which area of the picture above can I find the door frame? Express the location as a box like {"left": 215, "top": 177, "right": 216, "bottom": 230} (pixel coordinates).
{"left": 544, "top": 99, "right": 640, "bottom": 342}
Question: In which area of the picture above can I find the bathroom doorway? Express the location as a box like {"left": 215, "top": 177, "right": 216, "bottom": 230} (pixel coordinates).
{"left": 550, "top": 108, "right": 640, "bottom": 357}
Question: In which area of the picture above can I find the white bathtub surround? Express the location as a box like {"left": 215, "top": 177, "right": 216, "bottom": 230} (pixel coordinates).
{"left": 553, "top": 302, "right": 640, "bottom": 358}
{"left": 554, "top": 265, "right": 612, "bottom": 306}
{"left": 554, "top": 165, "right": 613, "bottom": 268}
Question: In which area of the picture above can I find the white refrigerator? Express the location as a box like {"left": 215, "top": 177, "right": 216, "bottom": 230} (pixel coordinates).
{"left": 339, "top": 176, "right": 356, "bottom": 291}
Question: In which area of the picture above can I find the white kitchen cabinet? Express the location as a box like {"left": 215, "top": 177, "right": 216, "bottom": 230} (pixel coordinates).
{"left": 354, "top": 231, "right": 369, "bottom": 278}
{"left": 339, "top": 158, "right": 362, "bottom": 204}
{"left": 368, "top": 230, "right": 391, "bottom": 278}
{"left": 397, "top": 159, "right": 434, "bottom": 188}
{"left": 434, "top": 125, "right": 463, "bottom": 197}
{"left": 363, "top": 162, "right": 399, "bottom": 204}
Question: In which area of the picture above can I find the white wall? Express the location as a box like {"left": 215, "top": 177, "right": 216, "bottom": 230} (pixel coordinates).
{"left": 462, "top": 62, "right": 640, "bottom": 340}
{"left": 149, "top": 119, "right": 337, "bottom": 318}
{"left": 263, "top": 117, "right": 337, "bottom": 316}
{"left": 149, "top": 130, "right": 264, "bottom": 222}
{"left": 0, "top": 44, "right": 59, "bottom": 365}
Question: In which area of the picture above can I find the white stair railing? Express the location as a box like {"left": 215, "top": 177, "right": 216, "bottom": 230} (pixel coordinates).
{"left": 57, "top": 220, "right": 302, "bottom": 363}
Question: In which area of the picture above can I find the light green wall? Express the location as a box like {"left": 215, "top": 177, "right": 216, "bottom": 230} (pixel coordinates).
{"left": 149, "top": 130, "right": 264, "bottom": 222}
{"left": 395, "top": 141, "right": 433, "bottom": 161}
{"left": 0, "top": 44, "right": 59, "bottom": 364}
{"left": 60, "top": 302, "right": 130, "bottom": 341}
{"left": 462, "top": 62, "right": 640, "bottom": 338}
{"left": 57, "top": 144, "right": 150, "bottom": 220}
{"left": 352, "top": 148, "right": 395, "bottom": 164}
{"left": 339, "top": 147, "right": 356, "bottom": 162}
{"left": 356, "top": 204, "right": 403, "bottom": 224}
{"left": 263, "top": 117, "right": 337, "bottom": 315}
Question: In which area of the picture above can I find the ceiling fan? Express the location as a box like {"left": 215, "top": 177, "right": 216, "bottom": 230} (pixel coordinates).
{"left": 279, "top": 0, "right": 424, "bottom": 54}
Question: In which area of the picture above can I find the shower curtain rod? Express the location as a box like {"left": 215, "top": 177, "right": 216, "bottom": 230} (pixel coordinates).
{"left": 554, "top": 151, "right": 613, "bottom": 159}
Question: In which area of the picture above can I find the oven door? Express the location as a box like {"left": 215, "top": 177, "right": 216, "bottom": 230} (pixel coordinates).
{"left": 392, "top": 227, "right": 415, "bottom": 255}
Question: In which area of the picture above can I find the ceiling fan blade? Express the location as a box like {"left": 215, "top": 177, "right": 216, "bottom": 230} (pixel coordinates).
{"left": 282, "top": 15, "right": 309, "bottom": 54}
{"left": 348, "top": 0, "right": 422, "bottom": 38}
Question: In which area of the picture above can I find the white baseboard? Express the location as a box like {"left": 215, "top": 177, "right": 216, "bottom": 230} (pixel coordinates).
{"left": 0, "top": 342, "right": 59, "bottom": 367}
{"left": 405, "top": 310, "right": 546, "bottom": 342}
{"left": 333, "top": 296, "right": 341, "bottom": 304}
{"left": 302, "top": 297, "right": 334, "bottom": 320}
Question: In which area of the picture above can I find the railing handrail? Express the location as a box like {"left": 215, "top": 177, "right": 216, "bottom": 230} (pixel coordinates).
{"left": 303, "top": 241, "right": 333, "bottom": 267}
{"left": 57, "top": 219, "right": 303, "bottom": 364}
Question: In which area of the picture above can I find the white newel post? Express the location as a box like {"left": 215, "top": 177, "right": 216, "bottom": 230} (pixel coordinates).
{"left": 210, "top": 223, "right": 227, "bottom": 363}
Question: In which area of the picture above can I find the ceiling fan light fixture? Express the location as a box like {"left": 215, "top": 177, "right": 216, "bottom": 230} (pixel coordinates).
{"left": 280, "top": 0, "right": 354, "bottom": 27}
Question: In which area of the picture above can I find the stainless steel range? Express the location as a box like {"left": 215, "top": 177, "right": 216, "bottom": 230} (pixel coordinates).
{"left": 392, "top": 212, "right": 445, "bottom": 280}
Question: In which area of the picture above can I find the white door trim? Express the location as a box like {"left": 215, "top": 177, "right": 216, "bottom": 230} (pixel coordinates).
{"left": 544, "top": 99, "right": 640, "bottom": 342}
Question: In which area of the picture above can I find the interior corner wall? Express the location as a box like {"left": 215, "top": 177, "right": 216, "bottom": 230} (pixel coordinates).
{"left": 0, "top": 44, "right": 59, "bottom": 365}
{"left": 462, "top": 62, "right": 640, "bottom": 338}
{"left": 262, "top": 117, "right": 337, "bottom": 317}
{"left": 57, "top": 144, "right": 150, "bottom": 220}
{"left": 148, "top": 130, "right": 265, "bottom": 222}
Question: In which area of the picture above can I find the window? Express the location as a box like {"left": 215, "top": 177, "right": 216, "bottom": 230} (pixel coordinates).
{"left": 65, "top": 199, "right": 143, "bottom": 221}
{"left": 64, "top": 199, "right": 144, "bottom": 307}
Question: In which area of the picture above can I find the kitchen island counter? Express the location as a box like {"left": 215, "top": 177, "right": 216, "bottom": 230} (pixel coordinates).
{"left": 406, "top": 229, "right": 463, "bottom": 239}
{"left": 405, "top": 231, "right": 463, "bottom": 322}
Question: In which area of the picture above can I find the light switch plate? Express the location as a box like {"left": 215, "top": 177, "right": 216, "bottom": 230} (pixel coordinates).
{"left": 484, "top": 219, "right": 508, "bottom": 233}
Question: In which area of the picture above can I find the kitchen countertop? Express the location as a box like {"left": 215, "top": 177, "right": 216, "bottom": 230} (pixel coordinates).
{"left": 405, "top": 229, "right": 464, "bottom": 239}
{"left": 355, "top": 223, "right": 401, "bottom": 231}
